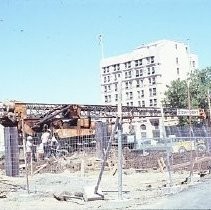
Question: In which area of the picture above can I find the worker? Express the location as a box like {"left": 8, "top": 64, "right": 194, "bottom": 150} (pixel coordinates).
{"left": 26, "top": 136, "right": 33, "bottom": 163}
{"left": 41, "top": 129, "right": 52, "bottom": 158}
{"left": 50, "top": 133, "right": 60, "bottom": 157}
{"left": 36, "top": 142, "right": 44, "bottom": 161}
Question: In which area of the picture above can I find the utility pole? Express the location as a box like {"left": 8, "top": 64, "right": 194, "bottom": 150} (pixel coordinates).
{"left": 160, "top": 101, "right": 172, "bottom": 186}
{"left": 98, "top": 34, "right": 104, "bottom": 60}
{"left": 208, "top": 89, "right": 211, "bottom": 126}
{"left": 117, "top": 75, "right": 123, "bottom": 200}
{"left": 187, "top": 81, "right": 192, "bottom": 136}
{"left": 187, "top": 81, "right": 194, "bottom": 181}
{"left": 187, "top": 39, "right": 191, "bottom": 74}
{"left": 186, "top": 39, "right": 194, "bottom": 181}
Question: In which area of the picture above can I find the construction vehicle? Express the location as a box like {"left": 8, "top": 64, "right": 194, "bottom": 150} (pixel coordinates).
{"left": 170, "top": 136, "right": 207, "bottom": 154}
{"left": 0, "top": 102, "right": 95, "bottom": 148}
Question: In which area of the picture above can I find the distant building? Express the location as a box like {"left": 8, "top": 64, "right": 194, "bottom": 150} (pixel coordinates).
{"left": 100, "top": 40, "right": 198, "bottom": 139}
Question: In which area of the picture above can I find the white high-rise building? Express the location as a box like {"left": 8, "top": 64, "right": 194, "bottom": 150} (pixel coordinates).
{"left": 100, "top": 40, "right": 198, "bottom": 139}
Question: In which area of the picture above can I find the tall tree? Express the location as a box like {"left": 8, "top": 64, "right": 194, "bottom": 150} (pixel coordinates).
{"left": 164, "top": 67, "right": 211, "bottom": 125}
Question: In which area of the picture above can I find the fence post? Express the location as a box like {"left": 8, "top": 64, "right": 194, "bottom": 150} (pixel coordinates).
{"left": 22, "top": 119, "right": 30, "bottom": 194}
{"left": 117, "top": 76, "right": 123, "bottom": 200}
{"left": 95, "top": 121, "right": 108, "bottom": 160}
{"left": 4, "top": 127, "right": 19, "bottom": 177}
{"left": 160, "top": 103, "right": 172, "bottom": 186}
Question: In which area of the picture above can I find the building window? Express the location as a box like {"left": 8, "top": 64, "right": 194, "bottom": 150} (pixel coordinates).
{"left": 104, "top": 86, "right": 107, "bottom": 92}
{"left": 103, "top": 67, "right": 106, "bottom": 73}
{"left": 126, "top": 92, "right": 129, "bottom": 100}
{"left": 141, "top": 132, "right": 146, "bottom": 138}
{"left": 137, "top": 91, "right": 140, "bottom": 99}
{"left": 104, "top": 77, "right": 106, "bottom": 83}
{"left": 142, "top": 100, "right": 145, "bottom": 107}
{"left": 113, "top": 65, "right": 116, "bottom": 71}
{"left": 153, "top": 88, "right": 156, "bottom": 96}
{"left": 129, "top": 81, "right": 132, "bottom": 89}
{"left": 117, "top": 64, "right": 120, "bottom": 70}
{"left": 115, "top": 94, "right": 118, "bottom": 102}
{"left": 113, "top": 64, "right": 120, "bottom": 71}
{"left": 177, "top": 68, "right": 180, "bottom": 75}
{"left": 140, "top": 79, "right": 143, "bottom": 87}
{"left": 105, "top": 96, "right": 108, "bottom": 103}
{"left": 151, "top": 67, "right": 155, "bottom": 74}
{"left": 125, "top": 81, "right": 129, "bottom": 89}
{"left": 140, "top": 69, "right": 143, "bottom": 76}
{"left": 135, "top": 60, "right": 138, "bottom": 67}
{"left": 176, "top": 57, "right": 179, "bottom": 64}
{"left": 149, "top": 77, "right": 151, "bottom": 85}
{"left": 141, "top": 90, "right": 144, "bottom": 97}
{"left": 139, "top": 59, "right": 143, "bottom": 66}
{"left": 108, "top": 85, "right": 111, "bottom": 91}
{"left": 152, "top": 77, "right": 156, "bottom": 84}
{"left": 115, "top": 83, "right": 118, "bottom": 91}
{"left": 136, "top": 69, "right": 143, "bottom": 77}
{"left": 138, "top": 101, "right": 141, "bottom": 106}
{"left": 148, "top": 67, "right": 150, "bottom": 75}
{"left": 114, "top": 74, "right": 117, "bottom": 81}
{"left": 107, "top": 75, "right": 110, "bottom": 82}
{"left": 151, "top": 56, "right": 154, "bottom": 64}
{"left": 130, "top": 102, "right": 133, "bottom": 106}
{"left": 128, "top": 71, "right": 132, "bottom": 78}
{"left": 136, "top": 79, "right": 140, "bottom": 87}
{"left": 108, "top": 95, "right": 111, "bottom": 102}
{"left": 118, "top": 73, "right": 121, "bottom": 78}
{"left": 106, "top": 67, "right": 109, "bottom": 73}
{"left": 149, "top": 88, "right": 152, "bottom": 97}
{"left": 136, "top": 70, "right": 139, "bottom": 77}
{"left": 130, "top": 92, "right": 133, "bottom": 99}
{"left": 154, "top": 99, "right": 157, "bottom": 106}
{"left": 124, "top": 63, "right": 127, "bottom": 69}
{"left": 146, "top": 57, "right": 150, "bottom": 64}
{"left": 127, "top": 102, "right": 130, "bottom": 106}
{"left": 140, "top": 124, "right": 146, "bottom": 130}
{"left": 125, "top": 72, "right": 128, "bottom": 79}
{"left": 125, "top": 61, "right": 131, "bottom": 69}
{"left": 149, "top": 99, "right": 153, "bottom": 106}
{"left": 192, "top": 61, "right": 195, "bottom": 68}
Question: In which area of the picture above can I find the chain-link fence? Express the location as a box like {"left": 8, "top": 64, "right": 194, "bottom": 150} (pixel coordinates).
{"left": 1, "top": 124, "right": 211, "bottom": 205}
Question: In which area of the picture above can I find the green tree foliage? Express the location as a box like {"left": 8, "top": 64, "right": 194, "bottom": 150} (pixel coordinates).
{"left": 189, "top": 67, "right": 211, "bottom": 109}
{"left": 164, "top": 79, "right": 188, "bottom": 108}
{"left": 164, "top": 67, "right": 211, "bottom": 125}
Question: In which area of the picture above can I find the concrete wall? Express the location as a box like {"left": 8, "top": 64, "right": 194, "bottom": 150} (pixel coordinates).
{"left": 0, "top": 124, "right": 4, "bottom": 158}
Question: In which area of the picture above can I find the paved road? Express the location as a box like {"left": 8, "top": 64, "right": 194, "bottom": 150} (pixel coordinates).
{"left": 141, "top": 178, "right": 211, "bottom": 209}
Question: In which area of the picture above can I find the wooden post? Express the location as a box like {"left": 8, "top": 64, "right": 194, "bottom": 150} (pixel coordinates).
{"left": 22, "top": 119, "right": 30, "bottom": 193}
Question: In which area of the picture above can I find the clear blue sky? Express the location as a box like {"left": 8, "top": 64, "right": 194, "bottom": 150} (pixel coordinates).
{"left": 0, "top": 0, "right": 210, "bottom": 104}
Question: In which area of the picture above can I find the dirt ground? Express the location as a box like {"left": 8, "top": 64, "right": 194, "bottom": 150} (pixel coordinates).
{"left": 0, "top": 166, "right": 206, "bottom": 210}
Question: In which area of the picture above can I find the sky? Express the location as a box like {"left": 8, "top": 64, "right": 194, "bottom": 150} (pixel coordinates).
{"left": 0, "top": 0, "right": 211, "bottom": 105}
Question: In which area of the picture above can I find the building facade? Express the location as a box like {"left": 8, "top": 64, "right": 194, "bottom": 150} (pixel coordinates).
{"left": 100, "top": 40, "right": 198, "bottom": 139}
